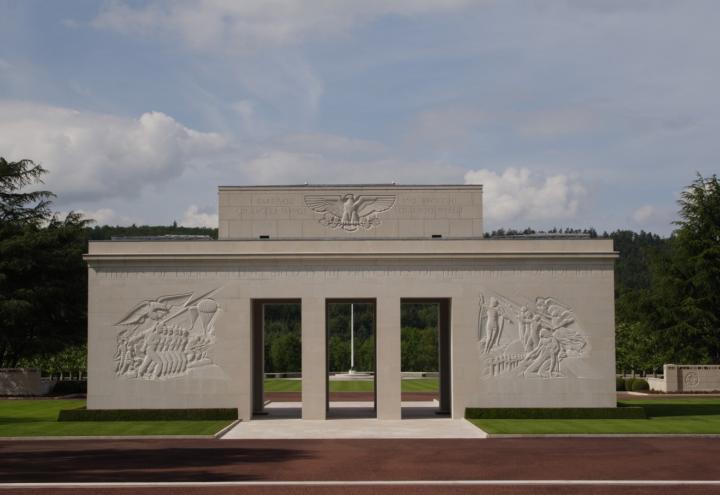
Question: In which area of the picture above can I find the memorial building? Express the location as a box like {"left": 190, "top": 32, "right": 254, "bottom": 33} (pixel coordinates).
{"left": 85, "top": 184, "right": 617, "bottom": 420}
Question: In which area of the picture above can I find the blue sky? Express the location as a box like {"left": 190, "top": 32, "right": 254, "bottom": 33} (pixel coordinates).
{"left": 1, "top": 1, "right": 718, "bottom": 234}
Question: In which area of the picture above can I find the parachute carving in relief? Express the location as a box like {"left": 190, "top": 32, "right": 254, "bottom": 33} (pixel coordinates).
{"left": 113, "top": 289, "right": 222, "bottom": 380}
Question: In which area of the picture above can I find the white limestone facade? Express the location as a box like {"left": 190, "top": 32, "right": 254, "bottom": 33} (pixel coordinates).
{"left": 218, "top": 185, "right": 483, "bottom": 239}
{"left": 85, "top": 184, "right": 617, "bottom": 419}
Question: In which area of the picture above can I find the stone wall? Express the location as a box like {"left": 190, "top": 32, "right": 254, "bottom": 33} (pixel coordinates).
{"left": 0, "top": 369, "right": 43, "bottom": 395}
{"left": 85, "top": 238, "right": 617, "bottom": 419}
{"left": 656, "top": 364, "right": 720, "bottom": 393}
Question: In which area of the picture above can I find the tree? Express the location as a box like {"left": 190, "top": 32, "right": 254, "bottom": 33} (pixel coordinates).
{"left": 355, "top": 335, "right": 375, "bottom": 372}
{"left": 0, "top": 158, "right": 89, "bottom": 368}
{"left": 269, "top": 332, "right": 301, "bottom": 372}
{"left": 401, "top": 326, "right": 438, "bottom": 371}
{"left": 640, "top": 174, "right": 720, "bottom": 364}
{"left": 0, "top": 158, "right": 53, "bottom": 225}
{"left": 615, "top": 322, "right": 663, "bottom": 372}
{"left": 327, "top": 335, "right": 350, "bottom": 372}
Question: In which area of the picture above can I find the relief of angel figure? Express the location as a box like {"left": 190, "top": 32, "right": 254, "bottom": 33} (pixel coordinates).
{"left": 479, "top": 292, "right": 589, "bottom": 379}
{"left": 478, "top": 295, "right": 514, "bottom": 353}
{"left": 305, "top": 194, "right": 396, "bottom": 231}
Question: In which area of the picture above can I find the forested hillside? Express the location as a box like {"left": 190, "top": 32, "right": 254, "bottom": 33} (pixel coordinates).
{"left": 86, "top": 223, "right": 217, "bottom": 240}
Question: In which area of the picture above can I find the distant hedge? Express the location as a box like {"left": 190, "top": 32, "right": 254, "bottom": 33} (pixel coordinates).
{"left": 616, "top": 376, "right": 626, "bottom": 391}
{"left": 465, "top": 407, "right": 646, "bottom": 419}
{"left": 623, "top": 377, "right": 650, "bottom": 392}
{"left": 630, "top": 378, "right": 650, "bottom": 391}
{"left": 52, "top": 380, "right": 87, "bottom": 395}
{"left": 58, "top": 408, "right": 238, "bottom": 422}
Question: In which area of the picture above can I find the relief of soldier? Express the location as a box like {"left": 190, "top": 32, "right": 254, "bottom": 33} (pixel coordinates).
{"left": 113, "top": 290, "right": 221, "bottom": 380}
{"left": 478, "top": 294, "right": 587, "bottom": 379}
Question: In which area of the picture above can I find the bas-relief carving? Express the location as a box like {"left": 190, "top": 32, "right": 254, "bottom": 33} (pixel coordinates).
{"left": 478, "top": 293, "right": 588, "bottom": 379}
{"left": 684, "top": 371, "right": 700, "bottom": 387}
{"left": 113, "top": 289, "right": 222, "bottom": 380}
{"left": 305, "top": 194, "right": 395, "bottom": 231}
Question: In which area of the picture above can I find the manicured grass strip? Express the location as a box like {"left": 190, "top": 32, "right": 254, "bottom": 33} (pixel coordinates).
{"left": 58, "top": 407, "right": 238, "bottom": 422}
{"left": 0, "top": 399, "right": 85, "bottom": 422}
{"left": 465, "top": 407, "right": 646, "bottom": 420}
{"left": 0, "top": 420, "right": 232, "bottom": 437}
{"left": 471, "top": 417, "right": 720, "bottom": 435}
{"left": 470, "top": 399, "right": 720, "bottom": 435}
{"left": 400, "top": 378, "right": 439, "bottom": 392}
{"left": 329, "top": 380, "right": 374, "bottom": 392}
{"left": 620, "top": 399, "right": 720, "bottom": 417}
{"left": 264, "top": 378, "right": 302, "bottom": 392}
{"left": 0, "top": 400, "right": 233, "bottom": 437}
{"left": 264, "top": 378, "right": 439, "bottom": 393}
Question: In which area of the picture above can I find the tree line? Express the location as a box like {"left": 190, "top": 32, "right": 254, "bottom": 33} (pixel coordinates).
{"left": 1, "top": 158, "right": 718, "bottom": 373}
{"left": 263, "top": 302, "right": 439, "bottom": 373}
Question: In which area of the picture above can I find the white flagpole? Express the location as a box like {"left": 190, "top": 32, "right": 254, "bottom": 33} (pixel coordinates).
{"left": 350, "top": 303, "right": 355, "bottom": 373}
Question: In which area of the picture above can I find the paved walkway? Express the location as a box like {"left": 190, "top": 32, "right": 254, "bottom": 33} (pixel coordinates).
{"left": 223, "top": 401, "right": 485, "bottom": 439}
{"left": 2, "top": 437, "right": 720, "bottom": 493}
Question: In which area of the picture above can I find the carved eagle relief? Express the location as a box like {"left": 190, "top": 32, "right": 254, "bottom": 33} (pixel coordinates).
{"left": 304, "top": 194, "right": 396, "bottom": 231}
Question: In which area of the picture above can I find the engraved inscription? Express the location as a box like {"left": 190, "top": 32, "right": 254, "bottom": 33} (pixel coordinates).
{"left": 96, "top": 265, "right": 613, "bottom": 281}
{"left": 252, "top": 195, "right": 296, "bottom": 206}
{"left": 236, "top": 206, "right": 289, "bottom": 219}
{"left": 478, "top": 293, "right": 588, "bottom": 379}
{"left": 305, "top": 194, "right": 396, "bottom": 231}
{"left": 395, "top": 206, "right": 463, "bottom": 218}
{"left": 113, "top": 289, "right": 223, "bottom": 380}
{"left": 398, "top": 196, "right": 458, "bottom": 206}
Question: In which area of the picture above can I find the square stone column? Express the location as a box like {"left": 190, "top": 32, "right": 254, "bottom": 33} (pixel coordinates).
{"left": 302, "top": 297, "right": 326, "bottom": 420}
{"left": 376, "top": 296, "right": 401, "bottom": 419}
{"left": 450, "top": 296, "right": 476, "bottom": 419}
{"left": 664, "top": 364, "right": 679, "bottom": 393}
{"left": 236, "top": 297, "right": 253, "bottom": 421}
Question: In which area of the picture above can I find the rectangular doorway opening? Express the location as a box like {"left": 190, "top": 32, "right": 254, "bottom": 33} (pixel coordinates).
{"left": 400, "top": 299, "right": 451, "bottom": 419}
{"left": 326, "top": 299, "right": 376, "bottom": 419}
{"left": 252, "top": 299, "right": 302, "bottom": 419}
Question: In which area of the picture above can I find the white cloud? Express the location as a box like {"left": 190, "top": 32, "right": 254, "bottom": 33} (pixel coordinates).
{"left": 90, "top": 0, "right": 473, "bottom": 51}
{"left": 181, "top": 204, "right": 218, "bottom": 228}
{"left": 630, "top": 203, "right": 674, "bottom": 231}
{"left": 0, "top": 100, "right": 227, "bottom": 202}
{"left": 464, "top": 167, "right": 586, "bottom": 225}
{"left": 631, "top": 205, "right": 656, "bottom": 224}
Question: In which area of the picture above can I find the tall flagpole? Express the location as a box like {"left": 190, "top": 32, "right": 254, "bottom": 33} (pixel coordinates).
{"left": 349, "top": 303, "right": 355, "bottom": 374}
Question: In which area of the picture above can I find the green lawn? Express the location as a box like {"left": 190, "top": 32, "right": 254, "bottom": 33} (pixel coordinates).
{"left": 264, "top": 378, "right": 303, "bottom": 392}
{"left": 471, "top": 399, "right": 720, "bottom": 434}
{"left": 264, "top": 378, "right": 439, "bottom": 393}
{"left": 400, "top": 378, "right": 440, "bottom": 392}
{"left": 0, "top": 400, "right": 233, "bottom": 437}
